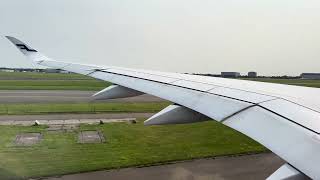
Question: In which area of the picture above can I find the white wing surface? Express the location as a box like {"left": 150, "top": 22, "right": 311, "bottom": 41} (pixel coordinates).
{"left": 6, "top": 36, "right": 319, "bottom": 179}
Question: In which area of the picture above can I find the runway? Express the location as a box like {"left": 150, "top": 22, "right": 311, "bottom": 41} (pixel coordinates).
{"left": 0, "top": 90, "right": 165, "bottom": 103}
{"left": 45, "top": 153, "right": 284, "bottom": 180}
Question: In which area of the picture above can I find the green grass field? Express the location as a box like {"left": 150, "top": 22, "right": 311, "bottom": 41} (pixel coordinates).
{"left": 0, "top": 72, "right": 93, "bottom": 80}
{"left": 0, "top": 80, "right": 110, "bottom": 91}
{"left": 242, "top": 78, "right": 320, "bottom": 88}
{"left": 0, "top": 102, "right": 170, "bottom": 115}
{"left": 0, "top": 72, "right": 109, "bottom": 90}
{"left": 1, "top": 72, "right": 320, "bottom": 90}
{"left": 0, "top": 121, "right": 266, "bottom": 179}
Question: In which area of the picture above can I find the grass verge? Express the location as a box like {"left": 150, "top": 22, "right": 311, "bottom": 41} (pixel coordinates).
{"left": 0, "top": 72, "right": 94, "bottom": 80}
{"left": 0, "top": 102, "right": 170, "bottom": 115}
{"left": 242, "top": 78, "right": 320, "bottom": 88}
{"left": 0, "top": 120, "right": 266, "bottom": 179}
{"left": 1, "top": 72, "right": 320, "bottom": 90}
{"left": 0, "top": 80, "right": 110, "bottom": 91}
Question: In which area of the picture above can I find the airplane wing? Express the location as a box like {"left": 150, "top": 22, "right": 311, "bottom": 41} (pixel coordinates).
{"left": 6, "top": 36, "right": 318, "bottom": 179}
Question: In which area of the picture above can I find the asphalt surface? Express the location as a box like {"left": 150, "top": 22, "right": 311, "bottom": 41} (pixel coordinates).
{"left": 0, "top": 113, "right": 153, "bottom": 121}
{"left": 0, "top": 90, "right": 165, "bottom": 103}
{"left": 0, "top": 90, "right": 158, "bottom": 122}
{"left": 45, "top": 153, "right": 284, "bottom": 180}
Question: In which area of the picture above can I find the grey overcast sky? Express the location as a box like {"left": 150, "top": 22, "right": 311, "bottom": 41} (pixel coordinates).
{"left": 0, "top": 0, "right": 319, "bottom": 76}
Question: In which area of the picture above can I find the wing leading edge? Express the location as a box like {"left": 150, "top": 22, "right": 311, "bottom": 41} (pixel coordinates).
{"left": 6, "top": 36, "right": 319, "bottom": 179}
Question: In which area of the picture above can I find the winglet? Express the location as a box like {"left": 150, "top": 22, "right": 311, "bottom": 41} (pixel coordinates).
{"left": 6, "top": 36, "right": 50, "bottom": 63}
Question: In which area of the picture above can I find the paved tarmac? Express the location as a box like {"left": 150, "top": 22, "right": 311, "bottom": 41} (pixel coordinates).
{"left": 0, "top": 90, "right": 165, "bottom": 103}
{"left": 45, "top": 153, "right": 284, "bottom": 180}
{"left": 0, "top": 117, "right": 138, "bottom": 126}
{"left": 0, "top": 113, "right": 153, "bottom": 121}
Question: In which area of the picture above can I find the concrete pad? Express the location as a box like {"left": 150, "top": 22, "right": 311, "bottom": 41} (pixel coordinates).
{"left": 63, "top": 124, "right": 79, "bottom": 132}
{"left": 47, "top": 120, "right": 64, "bottom": 125}
{"left": 78, "top": 131, "right": 105, "bottom": 144}
{"left": 79, "top": 119, "right": 101, "bottom": 124}
{"left": 101, "top": 118, "right": 136, "bottom": 123}
{"left": 0, "top": 113, "right": 153, "bottom": 122}
{"left": 47, "top": 125, "right": 63, "bottom": 131}
{"left": 0, "top": 118, "right": 138, "bottom": 127}
{"left": 64, "top": 119, "right": 80, "bottom": 124}
{"left": 15, "top": 133, "right": 42, "bottom": 146}
{"left": 37, "top": 120, "right": 49, "bottom": 125}
{"left": 12, "top": 121, "right": 34, "bottom": 126}
{"left": 0, "top": 121, "right": 14, "bottom": 125}
{"left": 128, "top": 119, "right": 137, "bottom": 124}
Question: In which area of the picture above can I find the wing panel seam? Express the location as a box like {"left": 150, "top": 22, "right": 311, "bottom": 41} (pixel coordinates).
{"left": 258, "top": 98, "right": 320, "bottom": 134}
{"left": 220, "top": 105, "right": 256, "bottom": 123}
{"left": 279, "top": 98, "right": 320, "bottom": 114}
{"left": 257, "top": 105, "right": 319, "bottom": 134}
{"left": 220, "top": 97, "right": 281, "bottom": 123}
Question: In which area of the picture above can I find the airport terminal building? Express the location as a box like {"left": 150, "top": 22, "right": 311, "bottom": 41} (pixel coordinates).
{"left": 221, "top": 72, "right": 240, "bottom": 78}
{"left": 248, "top": 71, "right": 257, "bottom": 78}
{"left": 301, "top": 73, "right": 320, "bottom": 79}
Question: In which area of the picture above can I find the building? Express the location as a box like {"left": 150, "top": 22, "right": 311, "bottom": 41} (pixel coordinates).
{"left": 301, "top": 73, "right": 320, "bottom": 79}
{"left": 248, "top": 71, "right": 257, "bottom": 78}
{"left": 13, "top": 68, "right": 41, "bottom": 72}
{"left": 43, "top": 69, "right": 61, "bottom": 73}
{"left": 1, "top": 69, "right": 14, "bottom": 72}
{"left": 221, "top": 72, "right": 240, "bottom": 78}
{"left": 60, "top": 70, "right": 71, "bottom": 74}
{"left": 0, "top": 68, "right": 14, "bottom": 72}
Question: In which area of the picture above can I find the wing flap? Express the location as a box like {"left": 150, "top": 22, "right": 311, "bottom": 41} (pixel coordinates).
{"left": 224, "top": 106, "right": 320, "bottom": 179}
{"left": 267, "top": 163, "right": 310, "bottom": 180}
{"left": 260, "top": 99, "right": 320, "bottom": 134}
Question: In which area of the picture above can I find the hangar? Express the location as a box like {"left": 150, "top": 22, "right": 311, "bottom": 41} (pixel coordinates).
{"left": 221, "top": 72, "right": 240, "bottom": 78}
{"left": 300, "top": 73, "right": 320, "bottom": 79}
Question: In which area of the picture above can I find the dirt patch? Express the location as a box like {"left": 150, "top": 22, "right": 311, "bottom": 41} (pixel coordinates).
{"left": 14, "top": 133, "right": 42, "bottom": 146}
{"left": 78, "top": 131, "right": 105, "bottom": 144}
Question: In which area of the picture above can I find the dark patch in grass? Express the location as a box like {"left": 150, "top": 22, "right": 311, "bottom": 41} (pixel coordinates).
{"left": 0, "top": 120, "right": 266, "bottom": 178}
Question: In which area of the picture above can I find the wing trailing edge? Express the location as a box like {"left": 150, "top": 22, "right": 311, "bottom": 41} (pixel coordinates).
{"left": 267, "top": 164, "right": 310, "bottom": 180}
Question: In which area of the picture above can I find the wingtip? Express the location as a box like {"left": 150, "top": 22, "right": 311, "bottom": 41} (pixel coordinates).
{"left": 5, "top": 36, "right": 15, "bottom": 40}
{"left": 5, "top": 36, "right": 13, "bottom": 42}
{"left": 5, "top": 36, "right": 20, "bottom": 44}
{"left": 5, "top": 36, "right": 42, "bottom": 57}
